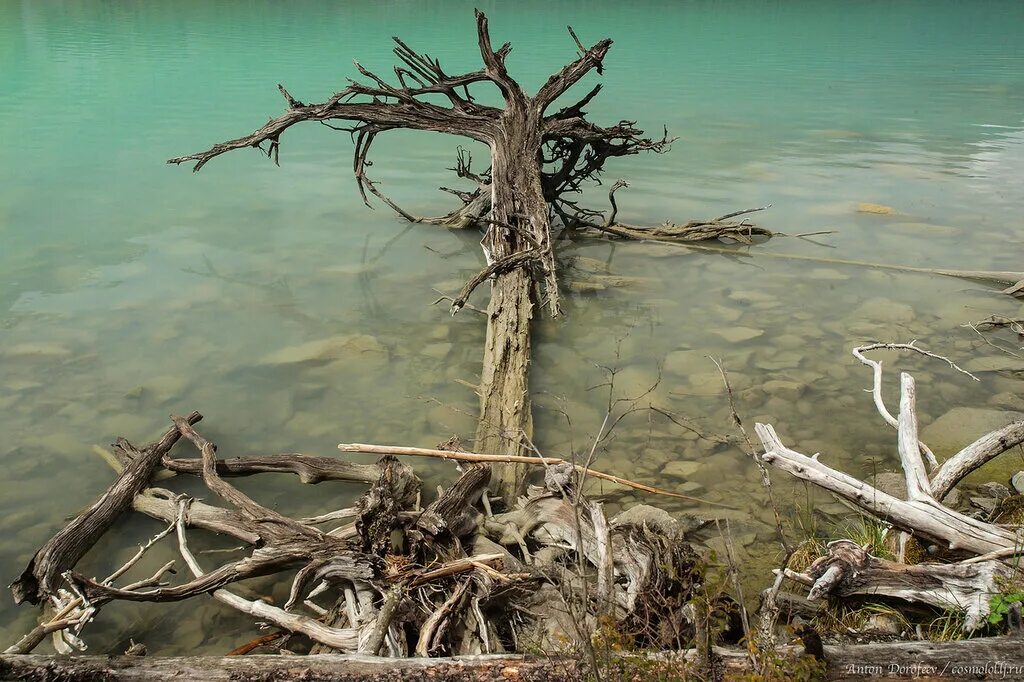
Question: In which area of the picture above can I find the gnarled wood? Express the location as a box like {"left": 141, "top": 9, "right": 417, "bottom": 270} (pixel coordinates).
{"left": 169, "top": 12, "right": 702, "bottom": 503}
{"left": 787, "top": 540, "right": 1010, "bottom": 630}
{"left": 10, "top": 412, "right": 202, "bottom": 605}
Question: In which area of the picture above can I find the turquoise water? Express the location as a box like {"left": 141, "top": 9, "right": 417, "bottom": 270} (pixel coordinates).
{"left": 2, "top": 0, "right": 1024, "bottom": 654}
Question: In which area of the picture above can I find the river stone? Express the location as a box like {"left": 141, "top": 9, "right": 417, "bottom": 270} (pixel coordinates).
{"left": 728, "top": 289, "right": 775, "bottom": 304}
{"left": 662, "top": 460, "right": 702, "bottom": 479}
{"left": 1012, "top": 472, "right": 1024, "bottom": 495}
{"left": 706, "top": 304, "right": 743, "bottom": 323}
{"left": 714, "top": 326, "right": 764, "bottom": 343}
{"left": 569, "top": 255, "right": 610, "bottom": 274}
{"left": 612, "top": 505, "right": 706, "bottom": 536}
{"left": 259, "top": 334, "right": 387, "bottom": 367}
{"left": 774, "top": 334, "right": 805, "bottom": 350}
{"left": 688, "top": 370, "right": 750, "bottom": 394}
{"left": 871, "top": 472, "right": 907, "bottom": 499}
{"left": 143, "top": 373, "right": 191, "bottom": 405}
{"left": 970, "top": 497, "right": 998, "bottom": 514}
{"left": 976, "top": 482, "right": 1011, "bottom": 500}
{"left": 920, "top": 407, "right": 1024, "bottom": 455}
{"left": 761, "top": 380, "right": 805, "bottom": 401}
{"left": 857, "top": 202, "right": 895, "bottom": 215}
{"left": 663, "top": 349, "right": 705, "bottom": 377}
{"left": 2, "top": 342, "right": 73, "bottom": 358}
{"left": 851, "top": 297, "right": 915, "bottom": 324}
{"left": 422, "top": 342, "right": 451, "bottom": 360}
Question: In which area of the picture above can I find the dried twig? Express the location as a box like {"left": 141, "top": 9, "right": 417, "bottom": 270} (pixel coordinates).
{"left": 338, "top": 442, "right": 737, "bottom": 509}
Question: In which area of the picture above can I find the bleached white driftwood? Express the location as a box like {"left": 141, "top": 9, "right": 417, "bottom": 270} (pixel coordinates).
{"left": 173, "top": 499, "right": 361, "bottom": 652}
{"left": 756, "top": 374, "right": 1018, "bottom": 556}
{"left": 851, "top": 342, "right": 978, "bottom": 470}
{"left": 930, "top": 420, "right": 1024, "bottom": 502}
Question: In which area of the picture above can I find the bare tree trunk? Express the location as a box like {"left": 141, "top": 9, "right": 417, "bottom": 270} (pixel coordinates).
{"left": 475, "top": 117, "right": 549, "bottom": 503}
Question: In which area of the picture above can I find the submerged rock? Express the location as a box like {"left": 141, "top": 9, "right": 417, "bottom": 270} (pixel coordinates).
{"left": 661, "top": 460, "right": 702, "bottom": 479}
{"left": 964, "top": 355, "right": 1024, "bottom": 373}
{"left": 851, "top": 297, "right": 915, "bottom": 324}
{"left": 988, "top": 392, "right": 1024, "bottom": 412}
{"left": 713, "top": 326, "right": 764, "bottom": 343}
{"left": 921, "top": 407, "right": 1024, "bottom": 454}
{"left": 612, "top": 504, "right": 707, "bottom": 536}
{"left": 871, "top": 472, "right": 907, "bottom": 499}
{"left": 761, "top": 380, "right": 805, "bottom": 401}
{"left": 976, "top": 482, "right": 1011, "bottom": 500}
{"left": 856, "top": 202, "right": 896, "bottom": 215}
{"left": 664, "top": 349, "right": 704, "bottom": 377}
{"left": 259, "top": 334, "right": 387, "bottom": 367}
{"left": 706, "top": 303, "right": 743, "bottom": 323}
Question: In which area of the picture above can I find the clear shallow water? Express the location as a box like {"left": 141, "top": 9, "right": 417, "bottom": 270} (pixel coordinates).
{"left": 2, "top": 0, "right": 1024, "bottom": 654}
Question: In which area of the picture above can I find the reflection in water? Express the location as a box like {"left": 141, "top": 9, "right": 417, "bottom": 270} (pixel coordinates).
{"left": 1, "top": 0, "right": 1023, "bottom": 654}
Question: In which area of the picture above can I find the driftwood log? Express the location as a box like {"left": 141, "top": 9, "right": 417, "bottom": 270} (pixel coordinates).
{"left": 7, "top": 636, "right": 1024, "bottom": 681}
{"left": 783, "top": 540, "right": 1010, "bottom": 631}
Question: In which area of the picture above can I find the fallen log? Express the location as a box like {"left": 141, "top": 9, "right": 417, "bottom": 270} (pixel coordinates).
{"left": 784, "top": 540, "right": 1009, "bottom": 631}
{"left": 6, "top": 636, "right": 1024, "bottom": 681}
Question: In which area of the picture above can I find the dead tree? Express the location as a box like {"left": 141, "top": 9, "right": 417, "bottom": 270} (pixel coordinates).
{"left": 169, "top": 11, "right": 764, "bottom": 502}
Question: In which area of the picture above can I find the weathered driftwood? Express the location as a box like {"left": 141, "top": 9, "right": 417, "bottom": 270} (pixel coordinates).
{"left": 10, "top": 412, "right": 202, "bottom": 605}
{"left": 758, "top": 344, "right": 1024, "bottom": 633}
{"left": 7, "top": 415, "right": 705, "bottom": 663}
{"left": 784, "top": 540, "right": 1009, "bottom": 630}
{"left": 161, "top": 452, "right": 381, "bottom": 485}
{"left": 8, "top": 636, "right": 1024, "bottom": 681}
{"left": 757, "top": 372, "right": 1021, "bottom": 557}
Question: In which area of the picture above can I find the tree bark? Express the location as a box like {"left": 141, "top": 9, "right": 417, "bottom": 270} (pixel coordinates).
{"left": 475, "top": 115, "right": 548, "bottom": 504}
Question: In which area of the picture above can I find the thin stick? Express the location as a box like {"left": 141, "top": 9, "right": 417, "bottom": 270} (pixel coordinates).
{"left": 711, "top": 357, "right": 792, "bottom": 553}
{"left": 662, "top": 241, "right": 1024, "bottom": 291}
{"left": 337, "top": 442, "right": 737, "bottom": 509}
{"left": 852, "top": 341, "right": 977, "bottom": 470}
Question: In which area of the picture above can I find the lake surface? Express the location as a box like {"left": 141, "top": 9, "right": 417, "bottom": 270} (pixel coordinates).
{"left": 2, "top": 0, "right": 1023, "bottom": 654}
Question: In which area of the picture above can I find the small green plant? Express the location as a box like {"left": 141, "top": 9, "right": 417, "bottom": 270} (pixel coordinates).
{"left": 842, "top": 516, "right": 895, "bottom": 560}
{"left": 924, "top": 607, "right": 969, "bottom": 641}
{"left": 988, "top": 590, "right": 1024, "bottom": 627}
